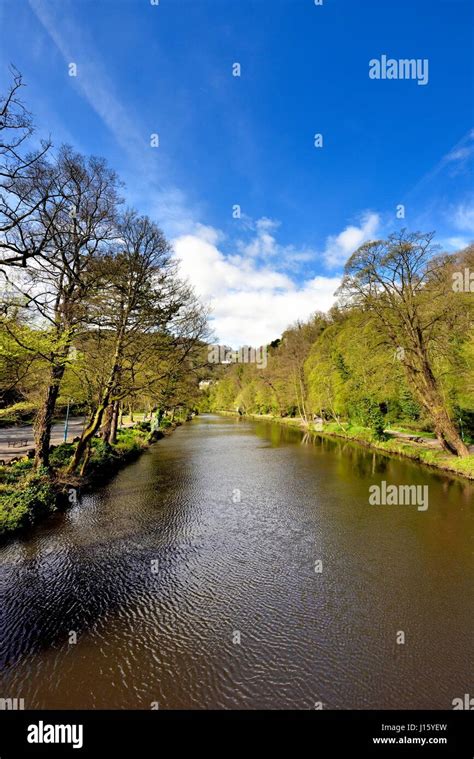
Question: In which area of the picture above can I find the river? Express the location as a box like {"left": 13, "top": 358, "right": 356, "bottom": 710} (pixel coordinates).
{"left": 1, "top": 414, "right": 472, "bottom": 709}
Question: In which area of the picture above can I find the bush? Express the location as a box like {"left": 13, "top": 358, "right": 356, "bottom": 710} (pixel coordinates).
{"left": 87, "top": 430, "right": 148, "bottom": 472}
{"left": 0, "top": 472, "right": 57, "bottom": 536}
{"left": 398, "top": 387, "right": 421, "bottom": 421}
{"left": 352, "top": 398, "right": 387, "bottom": 441}
{"left": 0, "top": 457, "right": 34, "bottom": 485}
{"left": 117, "top": 428, "right": 147, "bottom": 445}
{"left": 114, "top": 440, "right": 142, "bottom": 456}
{"left": 0, "top": 495, "right": 30, "bottom": 533}
{"left": 136, "top": 421, "right": 151, "bottom": 432}
{"left": 89, "top": 439, "right": 117, "bottom": 469}
{"left": 49, "top": 443, "right": 74, "bottom": 467}
{"left": 367, "top": 405, "right": 387, "bottom": 441}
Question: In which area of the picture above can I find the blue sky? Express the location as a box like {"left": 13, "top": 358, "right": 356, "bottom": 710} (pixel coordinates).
{"left": 1, "top": 0, "right": 473, "bottom": 344}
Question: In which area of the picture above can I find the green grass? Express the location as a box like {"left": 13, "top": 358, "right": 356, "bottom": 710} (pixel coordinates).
{"left": 0, "top": 401, "right": 37, "bottom": 426}
{"left": 386, "top": 425, "right": 437, "bottom": 439}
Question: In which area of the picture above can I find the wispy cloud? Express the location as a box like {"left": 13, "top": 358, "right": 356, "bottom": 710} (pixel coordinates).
{"left": 405, "top": 128, "right": 474, "bottom": 199}
{"left": 28, "top": 0, "right": 145, "bottom": 159}
{"left": 27, "top": 0, "right": 197, "bottom": 238}
{"left": 441, "top": 236, "right": 472, "bottom": 251}
{"left": 234, "top": 217, "right": 316, "bottom": 268}
{"left": 445, "top": 146, "right": 474, "bottom": 163}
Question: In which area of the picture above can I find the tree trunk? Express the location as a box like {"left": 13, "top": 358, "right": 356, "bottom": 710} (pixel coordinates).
{"left": 408, "top": 362, "right": 469, "bottom": 457}
{"left": 33, "top": 362, "right": 66, "bottom": 469}
{"left": 68, "top": 327, "right": 125, "bottom": 473}
{"left": 79, "top": 442, "right": 91, "bottom": 477}
{"left": 68, "top": 403, "right": 106, "bottom": 473}
{"left": 429, "top": 402, "right": 469, "bottom": 457}
{"left": 100, "top": 404, "right": 114, "bottom": 442}
{"left": 298, "top": 368, "right": 309, "bottom": 425}
{"left": 109, "top": 400, "right": 120, "bottom": 444}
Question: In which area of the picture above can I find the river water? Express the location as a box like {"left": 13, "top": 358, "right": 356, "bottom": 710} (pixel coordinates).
{"left": 1, "top": 414, "right": 472, "bottom": 709}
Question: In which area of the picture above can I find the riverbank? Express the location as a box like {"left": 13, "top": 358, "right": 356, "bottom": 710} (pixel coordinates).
{"left": 217, "top": 411, "right": 474, "bottom": 480}
{"left": 0, "top": 422, "right": 178, "bottom": 541}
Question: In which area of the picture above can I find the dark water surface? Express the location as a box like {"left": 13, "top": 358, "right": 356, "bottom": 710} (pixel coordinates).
{"left": 1, "top": 414, "right": 472, "bottom": 709}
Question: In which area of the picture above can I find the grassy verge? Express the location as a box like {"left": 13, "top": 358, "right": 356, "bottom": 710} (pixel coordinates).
{"left": 218, "top": 411, "right": 474, "bottom": 480}
{"left": 0, "top": 401, "right": 37, "bottom": 427}
{"left": 0, "top": 423, "right": 173, "bottom": 541}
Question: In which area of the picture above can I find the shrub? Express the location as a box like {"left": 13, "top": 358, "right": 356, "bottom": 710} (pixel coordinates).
{"left": 0, "top": 458, "right": 34, "bottom": 485}
{"left": 136, "top": 421, "right": 151, "bottom": 432}
{"left": 0, "top": 471, "right": 57, "bottom": 536}
{"left": 89, "top": 439, "right": 117, "bottom": 469}
{"left": 114, "top": 440, "right": 142, "bottom": 456}
{"left": 367, "top": 405, "right": 387, "bottom": 441}
{"left": 49, "top": 443, "right": 74, "bottom": 467}
{"left": 354, "top": 398, "right": 387, "bottom": 441}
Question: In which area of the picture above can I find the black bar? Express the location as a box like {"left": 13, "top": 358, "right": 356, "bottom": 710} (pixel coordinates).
{"left": 0, "top": 710, "right": 472, "bottom": 757}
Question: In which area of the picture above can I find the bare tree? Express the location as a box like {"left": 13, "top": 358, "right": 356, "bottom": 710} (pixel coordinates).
{"left": 0, "top": 67, "right": 52, "bottom": 266}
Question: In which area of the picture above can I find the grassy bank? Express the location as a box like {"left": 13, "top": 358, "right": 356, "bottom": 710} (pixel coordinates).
{"left": 218, "top": 411, "right": 474, "bottom": 480}
{"left": 0, "top": 422, "right": 174, "bottom": 540}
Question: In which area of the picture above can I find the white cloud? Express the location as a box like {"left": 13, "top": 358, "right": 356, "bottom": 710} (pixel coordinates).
{"left": 442, "top": 236, "right": 472, "bottom": 251}
{"left": 173, "top": 225, "right": 340, "bottom": 346}
{"left": 323, "top": 212, "right": 380, "bottom": 268}
{"left": 235, "top": 216, "right": 316, "bottom": 267}
{"left": 237, "top": 217, "right": 280, "bottom": 258}
{"left": 453, "top": 203, "right": 474, "bottom": 234}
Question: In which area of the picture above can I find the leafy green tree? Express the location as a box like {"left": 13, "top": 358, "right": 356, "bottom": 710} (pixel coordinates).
{"left": 339, "top": 230, "right": 470, "bottom": 456}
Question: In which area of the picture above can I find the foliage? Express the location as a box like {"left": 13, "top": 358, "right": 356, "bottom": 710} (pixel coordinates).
{"left": 0, "top": 401, "right": 37, "bottom": 424}
{"left": 0, "top": 469, "right": 56, "bottom": 536}
{"left": 206, "top": 236, "right": 474, "bottom": 460}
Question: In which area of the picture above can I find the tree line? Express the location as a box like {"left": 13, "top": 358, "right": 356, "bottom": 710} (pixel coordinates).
{"left": 0, "top": 69, "right": 208, "bottom": 474}
{"left": 205, "top": 231, "right": 473, "bottom": 458}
